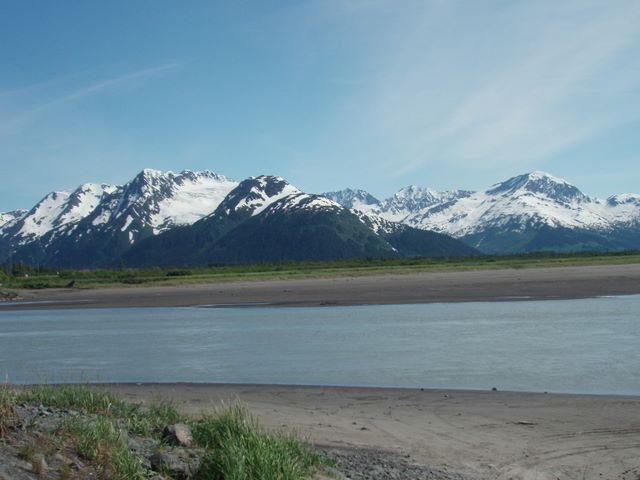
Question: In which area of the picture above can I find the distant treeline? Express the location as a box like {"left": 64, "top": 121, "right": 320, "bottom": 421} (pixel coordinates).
{"left": 1, "top": 250, "right": 639, "bottom": 290}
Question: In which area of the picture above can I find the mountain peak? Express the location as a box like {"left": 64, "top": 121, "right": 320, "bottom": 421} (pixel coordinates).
{"left": 322, "top": 188, "right": 380, "bottom": 210}
{"left": 607, "top": 193, "right": 640, "bottom": 207}
{"left": 487, "top": 171, "right": 588, "bottom": 203}
{"left": 215, "top": 175, "right": 301, "bottom": 217}
{"left": 528, "top": 170, "right": 556, "bottom": 178}
{"left": 140, "top": 168, "right": 164, "bottom": 178}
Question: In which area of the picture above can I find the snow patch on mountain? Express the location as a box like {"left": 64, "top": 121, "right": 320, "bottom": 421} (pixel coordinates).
{"left": 249, "top": 181, "right": 300, "bottom": 216}
{"left": 352, "top": 210, "right": 404, "bottom": 235}
{"left": 0, "top": 210, "right": 27, "bottom": 229}
{"left": 148, "top": 170, "right": 238, "bottom": 233}
{"left": 264, "top": 193, "right": 343, "bottom": 216}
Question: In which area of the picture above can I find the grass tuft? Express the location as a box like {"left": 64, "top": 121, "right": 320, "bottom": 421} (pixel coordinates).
{"left": 18, "top": 384, "right": 127, "bottom": 415}
{"left": 0, "top": 385, "right": 18, "bottom": 437}
{"left": 126, "top": 397, "right": 186, "bottom": 436}
{"left": 192, "top": 403, "right": 326, "bottom": 480}
{"left": 19, "top": 384, "right": 187, "bottom": 437}
{"left": 59, "top": 415, "right": 146, "bottom": 480}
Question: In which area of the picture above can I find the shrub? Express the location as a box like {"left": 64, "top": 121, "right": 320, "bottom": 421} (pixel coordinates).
{"left": 166, "top": 269, "right": 192, "bottom": 277}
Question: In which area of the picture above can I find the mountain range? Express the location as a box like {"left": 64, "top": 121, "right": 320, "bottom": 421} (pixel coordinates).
{"left": 1, "top": 169, "right": 637, "bottom": 268}
{"left": 0, "top": 170, "right": 476, "bottom": 268}
{"left": 324, "top": 171, "right": 640, "bottom": 254}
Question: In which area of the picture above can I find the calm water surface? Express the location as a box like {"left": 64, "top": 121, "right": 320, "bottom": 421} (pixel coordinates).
{"left": 1, "top": 296, "right": 638, "bottom": 394}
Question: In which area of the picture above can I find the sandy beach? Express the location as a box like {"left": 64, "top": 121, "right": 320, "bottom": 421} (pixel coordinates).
{"left": 106, "top": 383, "right": 640, "bottom": 480}
{"left": 2, "top": 263, "right": 640, "bottom": 310}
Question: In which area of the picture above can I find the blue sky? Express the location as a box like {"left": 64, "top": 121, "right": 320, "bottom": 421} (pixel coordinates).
{"left": 1, "top": 0, "right": 639, "bottom": 210}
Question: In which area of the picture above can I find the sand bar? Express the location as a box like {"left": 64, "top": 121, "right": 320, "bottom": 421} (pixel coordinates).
{"left": 2, "top": 263, "right": 640, "bottom": 310}
{"left": 107, "top": 383, "right": 640, "bottom": 480}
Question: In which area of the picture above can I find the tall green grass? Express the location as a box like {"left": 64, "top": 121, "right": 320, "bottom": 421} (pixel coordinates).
{"left": 59, "top": 415, "right": 146, "bottom": 480}
{"left": 192, "top": 403, "right": 326, "bottom": 480}
{"left": 18, "top": 384, "right": 127, "bottom": 415}
{"left": 19, "top": 384, "right": 185, "bottom": 436}
{"left": 126, "top": 397, "right": 185, "bottom": 436}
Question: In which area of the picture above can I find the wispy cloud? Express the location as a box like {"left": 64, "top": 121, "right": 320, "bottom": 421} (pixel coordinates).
{"left": 0, "top": 62, "right": 180, "bottom": 136}
{"left": 301, "top": 0, "right": 640, "bottom": 177}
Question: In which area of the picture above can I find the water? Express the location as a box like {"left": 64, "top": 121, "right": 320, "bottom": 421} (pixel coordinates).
{"left": 1, "top": 296, "right": 638, "bottom": 395}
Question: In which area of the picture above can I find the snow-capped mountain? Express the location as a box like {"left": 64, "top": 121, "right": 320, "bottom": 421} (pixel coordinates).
{"left": 123, "top": 176, "right": 477, "bottom": 267}
{"left": 4, "top": 183, "right": 118, "bottom": 245}
{"left": 373, "top": 186, "right": 473, "bottom": 223}
{"left": 1, "top": 169, "right": 236, "bottom": 245}
{"left": 0, "top": 169, "right": 238, "bottom": 266}
{"left": 325, "top": 171, "right": 639, "bottom": 253}
{"left": 325, "top": 186, "right": 473, "bottom": 222}
{"left": 605, "top": 194, "right": 640, "bottom": 224}
{"left": 390, "top": 172, "right": 640, "bottom": 253}
{"left": 86, "top": 168, "right": 238, "bottom": 238}
{"left": 214, "top": 175, "right": 300, "bottom": 218}
{"left": 322, "top": 188, "right": 380, "bottom": 212}
{"left": 1, "top": 169, "right": 638, "bottom": 266}
{"left": 402, "top": 171, "right": 633, "bottom": 234}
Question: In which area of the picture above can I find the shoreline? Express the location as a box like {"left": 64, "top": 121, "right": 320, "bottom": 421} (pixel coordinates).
{"left": 2, "top": 263, "right": 640, "bottom": 310}
{"left": 103, "top": 383, "right": 640, "bottom": 480}
{"left": 17, "top": 381, "right": 640, "bottom": 399}
{"left": 5, "top": 382, "right": 640, "bottom": 479}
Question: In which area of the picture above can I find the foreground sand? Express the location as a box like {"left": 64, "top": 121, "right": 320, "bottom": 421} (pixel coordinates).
{"left": 3, "top": 263, "right": 640, "bottom": 310}
{"left": 108, "top": 383, "right": 640, "bottom": 480}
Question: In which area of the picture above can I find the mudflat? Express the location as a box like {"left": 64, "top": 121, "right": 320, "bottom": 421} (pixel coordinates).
{"left": 2, "top": 263, "right": 640, "bottom": 310}
{"left": 109, "top": 383, "right": 640, "bottom": 480}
